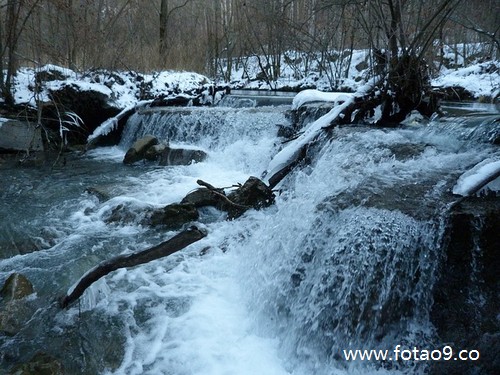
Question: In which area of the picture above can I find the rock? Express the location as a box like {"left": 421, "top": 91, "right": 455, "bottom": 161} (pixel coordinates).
{"left": 0, "top": 273, "right": 35, "bottom": 336}
{"left": 85, "top": 186, "right": 113, "bottom": 203}
{"left": 226, "top": 176, "right": 275, "bottom": 218}
{"left": 147, "top": 203, "right": 199, "bottom": 229}
{"left": 105, "top": 202, "right": 199, "bottom": 230}
{"left": 104, "top": 204, "right": 143, "bottom": 225}
{"left": 9, "top": 352, "right": 64, "bottom": 375}
{"left": 430, "top": 196, "right": 500, "bottom": 375}
{"left": 1, "top": 273, "right": 34, "bottom": 301}
{"left": 158, "top": 146, "right": 207, "bottom": 166}
{"left": 123, "top": 135, "right": 159, "bottom": 164}
{"left": 181, "top": 188, "right": 223, "bottom": 208}
{"left": 0, "top": 119, "right": 44, "bottom": 152}
{"left": 123, "top": 138, "right": 207, "bottom": 166}
{"left": 144, "top": 143, "right": 167, "bottom": 161}
{"left": 35, "top": 67, "right": 69, "bottom": 84}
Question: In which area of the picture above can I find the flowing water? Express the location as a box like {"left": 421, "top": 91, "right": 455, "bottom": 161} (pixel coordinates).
{"left": 0, "top": 101, "right": 499, "bottom": 374}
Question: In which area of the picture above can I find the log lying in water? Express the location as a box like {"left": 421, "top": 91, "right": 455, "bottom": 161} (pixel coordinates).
{"left": 60, "top": 226, "right": 207, "bottom": 308}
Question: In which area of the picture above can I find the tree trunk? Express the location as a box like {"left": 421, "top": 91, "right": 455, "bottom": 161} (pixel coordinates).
{"left": 159, "top": 0, "right": 169, "bottom": 62}
{"left": 3, "top": 0, "right": 20, "bottom": 106}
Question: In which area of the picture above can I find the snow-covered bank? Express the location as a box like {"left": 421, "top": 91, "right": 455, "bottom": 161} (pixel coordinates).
{"left": 431, "top": 61, "right": 500, "bottom": 100}
{"left": 220, "top": 48, "right": 499, "bottom": 101}
{"left": 6, "top": 47, "right": 498, "bottom": 117}
{"left": 11, "top": 65, "right": 218, "bottom": 109}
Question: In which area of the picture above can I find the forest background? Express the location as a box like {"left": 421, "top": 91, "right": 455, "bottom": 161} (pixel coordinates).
{"left": 1, "top": 0, "right": 499, "bottom": 105}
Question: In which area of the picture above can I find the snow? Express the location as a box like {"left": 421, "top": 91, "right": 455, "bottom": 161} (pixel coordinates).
{"left": 7, "top": 44, "right": 498, "bottom": 118}
{"left": 11, "top": 65, "right": 214, "bottom": 110}
{"left": 221, "top": 46, "right": 499, "bottom": 99}
{"left": 225, "top": 49, "right": 371, "bottom": 92}
{"left": 46, "top": 79, "right": 114, "bottom": 96}
{"left": 291, "top": 89, "right": 354, "bottom": 110}
{"left": 432, "top": 61, "right": 500, "bottom": 99}
{"left": 453, "top": 158, "right": 500, "bottom": 196}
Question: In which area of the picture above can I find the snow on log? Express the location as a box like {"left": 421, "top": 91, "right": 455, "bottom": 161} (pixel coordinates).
{"left": 87, "top": 100, "right": 153, "bottom": 144}
{"left": 452, "top": 159, "right": 500, "bottom": 196}
{"left": 264, "top": 99, "right": 353, "bottom": 188}
{"left": 60, "top": 226, "right": 206, "bottom": 308}
{"left": 263, "top": 77, "right": 382, "bottom": 188}
{"left": 291, "top": 89, "right": 354, "bottom": 110}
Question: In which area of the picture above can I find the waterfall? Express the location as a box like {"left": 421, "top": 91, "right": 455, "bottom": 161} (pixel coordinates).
{"left": 1, "top": 104, "right": 499, "bottom": 375}
{"left": 120, "top": 106, "right": 288, "bottom": 151}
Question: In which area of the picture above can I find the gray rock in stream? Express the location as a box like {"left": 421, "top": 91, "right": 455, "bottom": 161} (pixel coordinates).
{"left": 158, "top": 146, "right": 207, "bottom": 166}
{"left": 123, "top": 135, "right": 158, "bottom": 164}
{"left": 0, "top": 119, "right": 44, "bottom": 152}
{"left": 123, "top": 135, "right": 207, "bottom": 166}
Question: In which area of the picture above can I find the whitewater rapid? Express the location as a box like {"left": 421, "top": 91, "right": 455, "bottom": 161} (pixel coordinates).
{"left": 1, "top": 102, "right": 498, "bottom": 375}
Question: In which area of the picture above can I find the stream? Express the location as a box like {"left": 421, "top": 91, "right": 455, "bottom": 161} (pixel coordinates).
{"left": 0, "top": 99, "right": 499, "bottom": 374}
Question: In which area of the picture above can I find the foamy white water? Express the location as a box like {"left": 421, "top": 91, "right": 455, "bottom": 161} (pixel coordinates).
{"left": 1, "top": 102, "right": 498, "bottom": 375}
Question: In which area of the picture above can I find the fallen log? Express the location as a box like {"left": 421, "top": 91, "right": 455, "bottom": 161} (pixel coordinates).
{"left": 60, "top": 226, "right": 206, "bottom": 308}
{"left": 452, "top": 159, "right": 500, "bottom": 196}
{"left": 264, "top": 53, "right": 441, "bottom": 189}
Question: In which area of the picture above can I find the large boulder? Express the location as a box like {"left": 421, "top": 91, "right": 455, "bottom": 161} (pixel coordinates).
{"left": 123, "top": 137, "right": 207, "bottom": 166}
{"left": 123, "top": 135, "right": 159, "bottom": 164}
{"left": 0, "top": 119, "right": 44, "bottom": 152}
{"left": 144, "top": 144, "right": 167, "bottom": 161}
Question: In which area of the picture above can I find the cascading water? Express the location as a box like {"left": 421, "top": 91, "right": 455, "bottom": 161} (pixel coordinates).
{"left": 0, "top": 101, "right": 498, "bottom": 374}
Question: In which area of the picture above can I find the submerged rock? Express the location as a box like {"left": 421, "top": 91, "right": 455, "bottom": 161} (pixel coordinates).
{"left": 104, "top": 204, "right": 146, "bottom": 225}
{"left": 148, "top": 203, "right": 199, "bottom": 229}
{"left": 9, "top": 352, "right": 64, "bottom": 375}
{"left": 1, "top": 273, "right": 34, "bottom": 301}
{"left": 85, "top": 186, "right": 113, "bottom": 203}
{"left": 0, "top": 273, "right": 36, "bottom": 336}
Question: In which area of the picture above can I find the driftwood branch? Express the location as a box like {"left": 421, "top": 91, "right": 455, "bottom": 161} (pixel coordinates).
{"left": 61, "top": 226, "right": 207, "bottom": 308}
